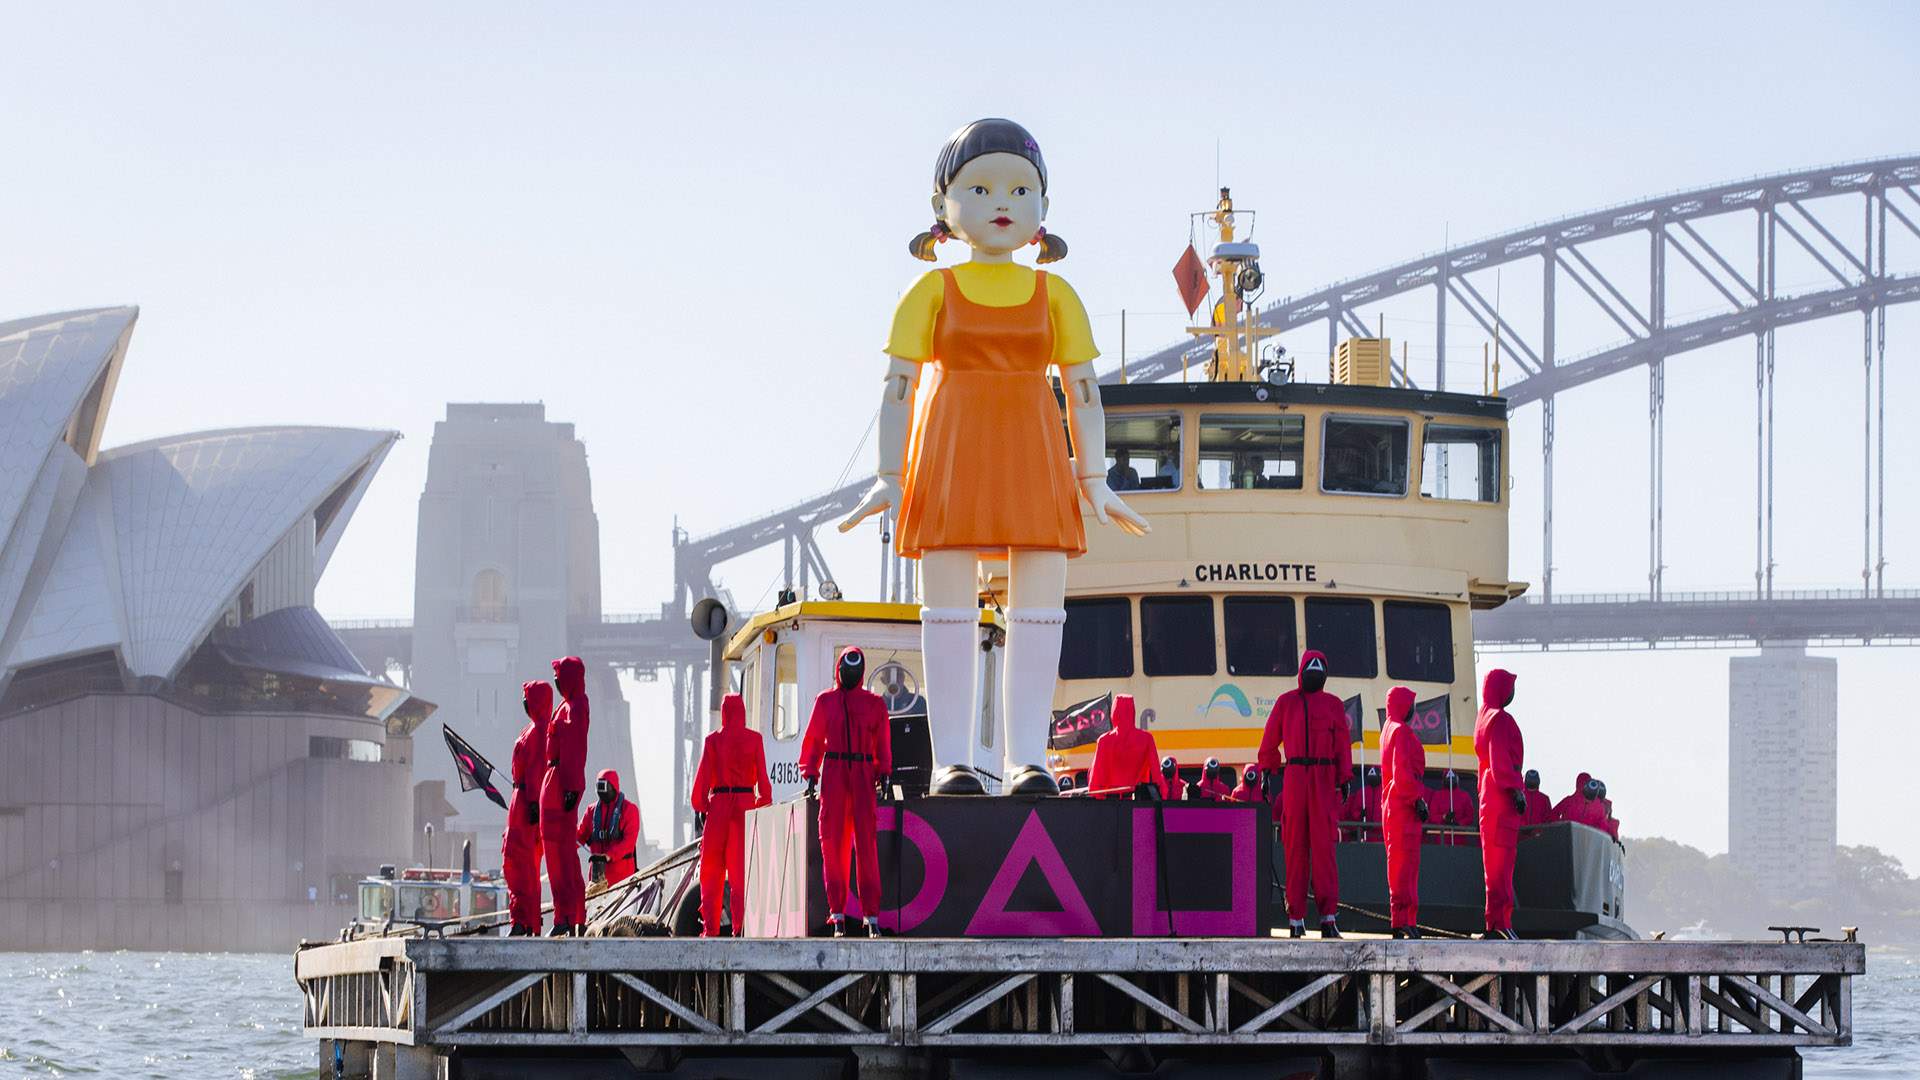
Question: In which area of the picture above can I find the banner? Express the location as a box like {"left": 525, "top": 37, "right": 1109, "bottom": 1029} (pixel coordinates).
{"left": 1375, "top": 693, "right": 1451, "bottom": 746}
{"left": 1049, "top": 692, "right": 1114, "bottom": 751}
{"left": 744, "top": 797, "right": 1274, "bottom": 938}
{"left": 1342, "top": 694, "right": 1364, "bottom": 744}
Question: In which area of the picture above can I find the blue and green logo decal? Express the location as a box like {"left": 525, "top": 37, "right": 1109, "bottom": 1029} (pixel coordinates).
{"left": 1205, "top": 684, "right": 1254, "bottom": 718}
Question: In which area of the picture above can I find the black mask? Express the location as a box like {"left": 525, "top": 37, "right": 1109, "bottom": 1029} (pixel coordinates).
{"left": 1584, "top": 779, "right": 1601, "bottom": 799}
{"left": 1299, "top": 654, "right": 1328, "bottom": 693}
{"left": 1204, "top": 758, "right": 1219, "bottom": 778}
{"left": 596, "top": 780, "right": 615, "bottom": 803}
{"left": 1524, "top": 769, "right": 1540, "bottom": 791}
{"left": 836, "top": 648, "right": 865, "bottom": 691}
{"left": 1160, "top": 757, "right": 1177, "bottom": 780}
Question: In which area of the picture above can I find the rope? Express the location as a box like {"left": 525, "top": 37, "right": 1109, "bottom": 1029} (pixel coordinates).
{"left": 1334, "top": 900, "right": 1472, "bottom": 940}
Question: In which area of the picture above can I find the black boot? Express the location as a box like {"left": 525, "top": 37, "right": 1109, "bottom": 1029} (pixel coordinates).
{"left": 547, "top": 923, "right": 568, "bottom": 936}
{"left": 1288, "top": 922, "right": 1306, "bottom": 939}
{"left": 507, "top": 924, "right": 529, "bottom": 937}
{"left": 829, "top": 915, "right": 847, "bottom": 938}
{"left": 1319, "top": 919, "right": 1342, "bottom": 939}
{"left": 1405, "top": 926, "right": 1422, "bottom": 940}
{"left": 1388, "top": 927, "right": 1405, "bottom": 940}
{"left": 864, "top": 917, "right": 882, "bottom": 938}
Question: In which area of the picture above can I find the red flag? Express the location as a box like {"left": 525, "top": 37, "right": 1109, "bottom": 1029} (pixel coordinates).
{"left": 1173, "top": 244, "right": 1208, "bottom": 316}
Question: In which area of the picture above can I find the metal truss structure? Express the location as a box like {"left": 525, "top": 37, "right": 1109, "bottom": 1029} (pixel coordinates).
{"left": 296, "top": 935, "right": 1860, "bottom": 1076}
{"left": 1112, "top": 155, "right": 1920, "bottom": 607}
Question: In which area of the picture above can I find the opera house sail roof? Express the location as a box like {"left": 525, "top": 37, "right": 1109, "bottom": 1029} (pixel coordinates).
{"left": 0, "top": 307, "right": 427, "bottom": 728}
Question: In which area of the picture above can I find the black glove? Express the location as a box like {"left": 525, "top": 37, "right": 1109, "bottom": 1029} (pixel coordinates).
{"left": 693, "top": 812, "right": 706, "bottom": 836}
{"left": 1336, "top": 781, "right": 1352, "bottom": 802}
{"left": 1260, "top": 771, "right": 1278, "bottom": 801}
{"left": 1511, "top": 788, "right": 1529, "bottom": 816}
{"left": 525, "top": 803, "right": 539, "bottom": 827}
{"left": 562, "top": 791, "right": 580, "bottom": 813}
{"left": 1414, "top": 797, "right": 1429, "bottom": 823}
{"left": 877, "top": 775, "right": 895, "bottom": 802}
{"left": 804, "top": 778, "right": 817, "bottom": 800}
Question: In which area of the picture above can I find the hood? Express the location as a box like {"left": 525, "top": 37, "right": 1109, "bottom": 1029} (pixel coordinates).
{"left": 1298, "top": 650, "right": 1329, "bottom": 691}
{"left": 1574, "top": 771, "right": 1591, "bottom": 796}
{"left": 553, "top": 655, "right": 587, "bottom": 699}
{"left": 835, "top": 645, "right": 866, "bottom": 691}
{"left": 1112, "top": 694, "right": 1137, "bottom": 732}
{"left": 721, "top": 692, "right": 746, "bottom": 731}
{"left": 1384, "top": 685, "right": 1416, "bottom": 724}
{"left": 523, "top": 680, "right": 553, "bottom": 723}
{"left": 1481, "top": 668, "right": 1516, "bottom": 709}
{"left": 596, "top": 768, "right": 621, "bottom": 795}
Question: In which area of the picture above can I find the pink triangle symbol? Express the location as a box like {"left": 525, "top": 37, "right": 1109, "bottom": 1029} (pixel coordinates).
{"left": 964, "top": 809, "right": 1101, "bottom": 936}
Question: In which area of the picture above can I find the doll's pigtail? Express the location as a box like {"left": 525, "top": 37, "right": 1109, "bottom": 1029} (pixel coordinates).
{"left": 908, "top": 220, "right": 950, "bottom": 262}
{"left": 1035, "top": 227, "right": 1068, "bottom": 264}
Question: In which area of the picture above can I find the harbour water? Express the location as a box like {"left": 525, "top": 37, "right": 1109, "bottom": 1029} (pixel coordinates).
{"left": 1, "top": 949, "right": 1911, "bottom": 1077}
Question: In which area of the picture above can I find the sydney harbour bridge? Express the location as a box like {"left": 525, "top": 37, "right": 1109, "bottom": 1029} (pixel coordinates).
{"left": 334, "top": 155, "right": 1920, "bottom": 844}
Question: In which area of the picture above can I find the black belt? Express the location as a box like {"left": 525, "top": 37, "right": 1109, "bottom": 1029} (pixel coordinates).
{"left": 1286, "top": 757, "right": 1336, "bottom": 767}
{"left": 826, "top": 752, "right": 873, "bottom": 762}
{"left": 709, "top": 785, "right": 754, "bottom": 794}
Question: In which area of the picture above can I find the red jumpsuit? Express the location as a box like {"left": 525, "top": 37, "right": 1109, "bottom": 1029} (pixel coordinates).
{"left": 1550, "top": 772, "right": 1591, "bottom": 824}
{"left": 1474, "top": 668, "right": 1525, "bottom": 933}
{"left": 1522, "top": 788, "right": 1554, "bottom": 828}
{"left": 1436, "top": 777, "right": 1477, "bottom": 846}
{"left": 502, "top": 681, "right": 550, "bottom": 933}
{"left": 578, "top": 769, "right": 641, "bottom": 886}
{"left": 1255, "top": 650, "right": 1353, "bottom": 925}
{"left": 1379, "top": 686, "right": 1426, "bottom": 932}
{"left": 1197, "top": 774, "right": 1234, "bottom": 801}
{"left": 799, "top": 650, "right": 893, "bottom": 919}
{"left": 1229, "top": 774, "right": 1262, "bottom": 803}
{"left": 539, "top": 656, "right": 591, "bottom": 930}
{"left": 691, "top": 693, "right": 772, "bottom": 936}
{"left": 1087, "top": 695, "right": 1170, "bottom": 799}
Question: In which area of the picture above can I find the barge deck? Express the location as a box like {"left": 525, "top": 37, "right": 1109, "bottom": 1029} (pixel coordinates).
{"left": 295, "top": 934, "right": 1862, "bottom": 1078}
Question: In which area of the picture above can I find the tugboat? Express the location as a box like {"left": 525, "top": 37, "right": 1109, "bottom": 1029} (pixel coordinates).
{"left": 1043, "top": 189, "right": 1627, "bottom": 938}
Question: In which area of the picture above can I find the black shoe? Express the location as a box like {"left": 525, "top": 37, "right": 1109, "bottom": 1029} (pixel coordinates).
{"left": 1388, "top": 927, "right": 1405, "bottom": 940}
{"left": 1478, "top": 928, "right": 1519, "bottom": 941}
{"left": 829, "top": 916, "right": 847, "bottom": 938}
{"left": 547, "top": 924, "right": 568, "bottom": 936}
{"left": 1405, "top": 926, "right": 1422, "bottom": 940}
{"left": 1320, "top": 920, "right": 1342, "bottom": 939}
{"left": 1288, "top": 923, "right": 1306, "bottom": 939}
{"left": 507, "top": 924, "right": 530, "bottom": 937}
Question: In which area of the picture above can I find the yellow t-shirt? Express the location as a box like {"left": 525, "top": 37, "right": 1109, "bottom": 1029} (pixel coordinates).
{"left": 884, "top": 262, "right": 1099, "bottom": 368}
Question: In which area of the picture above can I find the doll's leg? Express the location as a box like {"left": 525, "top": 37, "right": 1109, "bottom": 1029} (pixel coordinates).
{"left": 1001, "top": 550, "right": 1068, "bottom": 775}
{"left": 919, "top": 549, "right": 980, "bottom": 770}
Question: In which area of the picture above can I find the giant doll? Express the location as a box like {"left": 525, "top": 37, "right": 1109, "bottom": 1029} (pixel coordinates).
{"left": 840, "top": 118, "right": 1147, "bottom": 777}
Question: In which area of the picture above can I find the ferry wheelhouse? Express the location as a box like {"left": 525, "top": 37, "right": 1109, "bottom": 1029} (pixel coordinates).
{"left": 1048, "top": 191, "right": 1522, "bottom": 792}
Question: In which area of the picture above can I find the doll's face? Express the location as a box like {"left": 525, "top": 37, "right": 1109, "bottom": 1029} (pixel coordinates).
{"left": 934, "top": 152, "right": 1048, "bottom": 257}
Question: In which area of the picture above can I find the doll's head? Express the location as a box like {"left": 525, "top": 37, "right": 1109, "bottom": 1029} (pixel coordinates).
{"left": 911, "top": 118, "right": 1068, "bottom": 264}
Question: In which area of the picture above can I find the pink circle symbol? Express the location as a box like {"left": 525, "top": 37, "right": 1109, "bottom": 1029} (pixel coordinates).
{"left": 875, "top": 806, "right": 948, "bottom": 933}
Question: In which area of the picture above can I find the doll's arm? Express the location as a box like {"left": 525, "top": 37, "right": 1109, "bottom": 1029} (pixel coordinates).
{"left": 1061, "top": 362, "right": 1150, "bottom": 537}
{"left": 839, "top": 356, "right": 921, "bottom": 532}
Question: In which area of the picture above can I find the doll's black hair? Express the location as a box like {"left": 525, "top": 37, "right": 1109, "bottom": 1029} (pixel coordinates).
{"left": 910, "top": 118, "right": 1068, "bottom": 264}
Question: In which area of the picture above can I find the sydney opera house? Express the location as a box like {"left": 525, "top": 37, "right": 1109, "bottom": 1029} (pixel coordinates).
{"left": 0, "top": 308, "right": 431, "bottom": 949}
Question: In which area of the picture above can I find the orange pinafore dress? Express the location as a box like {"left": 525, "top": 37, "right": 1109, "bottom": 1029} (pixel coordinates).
{"left": 896, "top": 269, "right": 1086, "bottom": 559}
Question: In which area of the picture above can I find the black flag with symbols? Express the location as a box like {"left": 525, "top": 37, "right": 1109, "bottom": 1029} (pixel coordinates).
{"left": 442, "top": 724, "right": 508, "bottom": 809}
{"left": 1049, "top": 692, "right": 1115, "bottom": 751}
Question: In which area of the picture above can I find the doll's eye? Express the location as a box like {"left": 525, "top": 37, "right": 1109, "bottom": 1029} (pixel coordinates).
{"left": 1013, "top": 186, "right": 1030, "bottom": 196}
{"left": 970, "top": 185, "right": 988, "bottom": 196}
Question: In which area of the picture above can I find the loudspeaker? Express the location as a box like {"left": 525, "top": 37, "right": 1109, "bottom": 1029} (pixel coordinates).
{"left": 889, "top": 712, "right": 933, "bottom": 796}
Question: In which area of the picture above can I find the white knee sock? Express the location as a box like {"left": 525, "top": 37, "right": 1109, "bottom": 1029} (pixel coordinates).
{"left": 1001, "top": 607, "right": 1066, "bottom": 774}
{"left": 919, "top": 607, "right": 979, "bottom": 770}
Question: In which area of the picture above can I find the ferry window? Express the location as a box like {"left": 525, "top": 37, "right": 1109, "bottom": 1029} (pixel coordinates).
{"left": 1141, "top": 596, "right": 1216, "bottom": 677}
{"left": 1421, "top": 424, "right": 1502, "bottom": 503}
{"left": 1321, "top": 416, "right": 1409, "bottom": 496}
{"left": 1304, "top": 597, "right": 1378, "bottom": 678}
{"left": 772, "top": 643, "right": 799, "bottom": 741}
{"left": 1061, "top": 598, "right": 1133, "bottom": 680}
{"left": 1103, "top": 413, "right": 1181, "bottom": 492}
{"left": 741, "top": 650, "right": 761, "bottom": 733}
{"left": 1225, "top": 596, "right": 1298, "bottom": 677}
{"left": 1198, "top": 414, "right": 1304, "bottom": 491}
{"left": 1383, "top": 601, "right": 1454, "bottom": 683}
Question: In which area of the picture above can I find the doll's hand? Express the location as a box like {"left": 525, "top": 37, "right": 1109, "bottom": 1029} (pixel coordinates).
{"left": 1079, "top": 478, "right": 1151, "bottom": 537}
{"left": 839, "top": 474, "right": 902, "bottom": 532}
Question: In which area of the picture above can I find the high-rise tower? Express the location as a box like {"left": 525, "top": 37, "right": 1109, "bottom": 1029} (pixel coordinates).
{"left": 1728, "top": 643, "right": 1837, "bottom": 898}
{"left": 410, "top": 404, "right": 632, "bottom": 849}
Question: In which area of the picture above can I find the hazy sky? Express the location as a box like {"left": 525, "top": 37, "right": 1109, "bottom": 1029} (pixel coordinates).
{"left": 5, "top": 2, "right": 1916, "bottom": 871}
